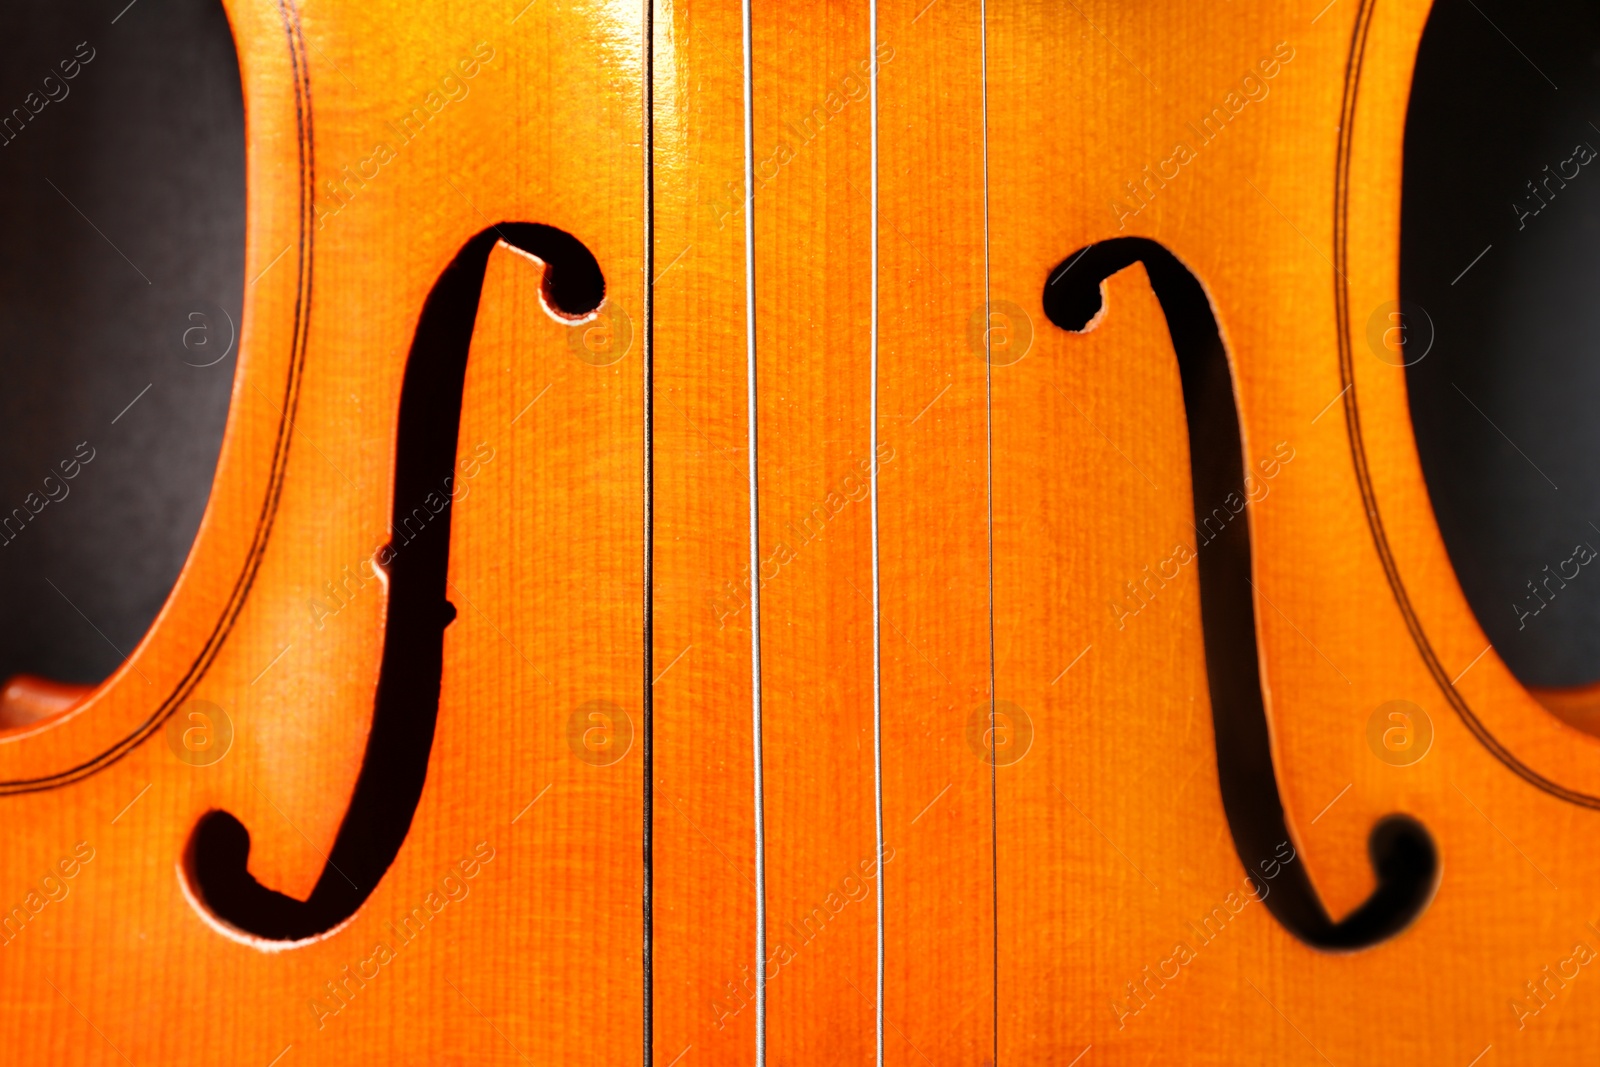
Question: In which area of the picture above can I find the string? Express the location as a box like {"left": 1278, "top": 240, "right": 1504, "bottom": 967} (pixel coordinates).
{"left": 868, "top": 0, "right": 887, "bottom": 1062}
{"left": 739, "top": 0, "right": 767, "bottom": 1059}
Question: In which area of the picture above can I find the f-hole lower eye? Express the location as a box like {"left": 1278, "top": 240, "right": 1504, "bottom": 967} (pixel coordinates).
{"left": 1042, "top": 236, "right": 1439, "bottom": 951}
{"left": 182, "top": 223, "right": 603, "bottom": 943}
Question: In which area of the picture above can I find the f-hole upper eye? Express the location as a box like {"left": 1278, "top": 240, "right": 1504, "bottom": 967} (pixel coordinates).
{"left": 0, "top": 2, "right": 243, "bottom": 728}
{"left": 1403, "top": 0, "right": 1600, "bottom": 729}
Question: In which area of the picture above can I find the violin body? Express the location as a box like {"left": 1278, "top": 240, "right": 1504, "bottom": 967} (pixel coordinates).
{"left": 1, "top": 0, "right": 1594, "bottom": 1063}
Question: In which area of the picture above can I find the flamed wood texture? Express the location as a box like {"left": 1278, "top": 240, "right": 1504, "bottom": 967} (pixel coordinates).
{"left": 2, "top": 0, "right": 1597, "bottom": 1064}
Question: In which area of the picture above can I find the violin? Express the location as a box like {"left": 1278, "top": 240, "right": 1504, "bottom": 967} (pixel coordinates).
{"left": 1, "top": 0, "right": 1595, "bottom": 1063}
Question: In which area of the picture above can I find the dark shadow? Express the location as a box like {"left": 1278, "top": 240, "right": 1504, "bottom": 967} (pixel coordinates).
{"left": 1043, "top": 236, "right": 1438, "bottom": 950}
{"left": 1403, "top": 0, "right": 1600, "bottom": 690}
{"left": 185, "top": 223, "right": 603, "bottom": 941}
{"left": 0, "top": 0, "right": 242, "bottom": 686}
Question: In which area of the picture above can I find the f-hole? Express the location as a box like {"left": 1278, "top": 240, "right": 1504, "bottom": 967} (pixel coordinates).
{"left": 183, "top": 222, "right": 604, "bottom": 943}
{"left": 1042, "top": 236, "right": 1439, "bottom": 950}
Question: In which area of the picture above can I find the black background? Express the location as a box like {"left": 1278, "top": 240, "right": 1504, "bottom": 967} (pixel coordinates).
{"left": 0, "top": 0, "right": 241, "bottom": 685}
{"left": 1405, "top": 0, "right": 1600, "bottom": 688}
{"left": 1, "top": 0, "right": 1596, "bottom": 694}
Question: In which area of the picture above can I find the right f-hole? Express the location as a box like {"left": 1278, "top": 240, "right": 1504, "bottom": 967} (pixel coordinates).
{"left": 1043, "top": 236, "right": 1439, "bottom": 950}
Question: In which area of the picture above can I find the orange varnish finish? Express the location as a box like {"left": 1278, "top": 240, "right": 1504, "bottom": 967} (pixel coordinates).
{"left": 1, "top": 1, "right": 1596, "bottom": 1065}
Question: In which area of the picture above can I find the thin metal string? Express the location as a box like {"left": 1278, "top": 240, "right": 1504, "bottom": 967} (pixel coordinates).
{"left": 978, "top": 0, "right": 998, "bottom": 1059}
{"left": 868, "top": 0, "right": 886, "bottom": 1062}
{"left": 641, "top": 0, "right": 655, "bottom": 1058}
{"left": 740, "top": 0, "right": 767, "bottom": 1060}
